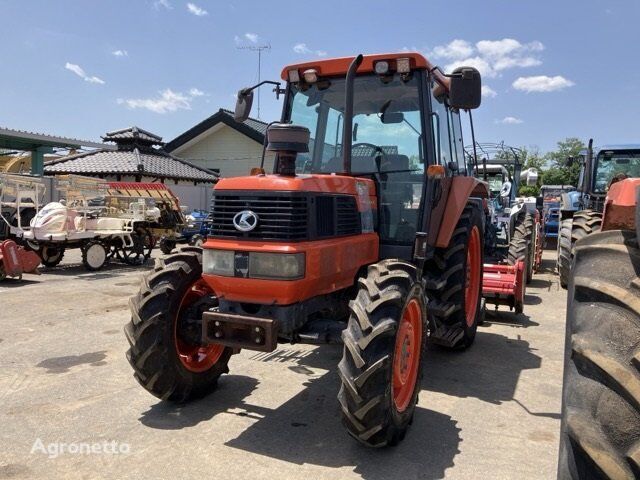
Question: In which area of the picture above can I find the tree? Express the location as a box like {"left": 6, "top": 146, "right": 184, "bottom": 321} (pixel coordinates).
{"left": 542, "top": 167, "right": 572, "bottom": 186}
{"left": 543, "top": 138, "right": 585, "bottom": 187}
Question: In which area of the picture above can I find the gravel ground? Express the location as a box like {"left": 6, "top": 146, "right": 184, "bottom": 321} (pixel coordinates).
{"left": 0, "top": 247, "right": 566, "bottom": 480}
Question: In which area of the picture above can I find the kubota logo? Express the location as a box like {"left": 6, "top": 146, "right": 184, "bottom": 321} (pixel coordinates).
{"left": 233, "top": 210, "right": 259, "bottom": 232}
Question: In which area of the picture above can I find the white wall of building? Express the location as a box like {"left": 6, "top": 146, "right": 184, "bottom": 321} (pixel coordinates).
{"left": 171, "top": 124, "right": 274, "bottom": 178}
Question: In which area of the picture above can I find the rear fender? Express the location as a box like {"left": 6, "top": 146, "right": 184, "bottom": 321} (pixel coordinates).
{"left": 434, "top": 177, "right": 489, "bottom": 248}
{"left": 602, "top": 178, "right": 640, "bottom": 232}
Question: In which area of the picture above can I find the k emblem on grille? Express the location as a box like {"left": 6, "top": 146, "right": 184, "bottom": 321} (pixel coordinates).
{"left": 232, "top": 210, "right": 259, "bottom": 232}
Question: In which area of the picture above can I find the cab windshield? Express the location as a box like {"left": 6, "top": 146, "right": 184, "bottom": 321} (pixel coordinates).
{"left": 286, "top": 74, "right": 425, "bottom": 175}
{"left": 285, "top": 73, "right": 426, "bottom": 246}
{"left": 593, "top": 151, "right": 640, "bottom": 192}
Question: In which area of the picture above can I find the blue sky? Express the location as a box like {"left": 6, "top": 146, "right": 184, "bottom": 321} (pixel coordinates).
{"left": 1, "top": 0, "right": 638, "bottom": 153}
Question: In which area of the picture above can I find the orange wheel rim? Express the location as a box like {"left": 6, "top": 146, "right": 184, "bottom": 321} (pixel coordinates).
{"left": 392, "top": 298, "right": 422, "bottom": 413}
{"left": 465, "top": 226, "right": 482, "bottom": 327}
{"left": 174, "top": 279, "right": 224, "bottom": 373}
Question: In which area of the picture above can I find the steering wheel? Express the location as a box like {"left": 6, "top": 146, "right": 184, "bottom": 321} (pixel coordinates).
{"left": 351, "top": 142, "right": 389, "bottom": 172}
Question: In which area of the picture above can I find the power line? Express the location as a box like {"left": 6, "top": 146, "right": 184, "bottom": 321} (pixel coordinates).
{"left": 237, "top": 43, "right": 271, "bottom": 119}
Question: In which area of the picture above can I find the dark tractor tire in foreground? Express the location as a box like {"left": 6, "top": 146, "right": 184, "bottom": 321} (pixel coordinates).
{"left": 125, "top": 250, "right": 232, "bottom": 402}
{"left": 424, "top": 202, "right": 484, "bottom": 349}
{"left": 557, "top": 218, "right": 573, "bottom": 289}
{"left": 338, "top": 260, "right": 427, "bottom": 447}
{"left": 40, "top": 245, "right": 65, "bottom": 268}
{"left": 558, "top": 230, "right": 640, "bottom": 479}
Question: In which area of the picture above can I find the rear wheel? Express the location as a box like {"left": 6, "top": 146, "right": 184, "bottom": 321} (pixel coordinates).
{"left": 125, "top": 251, "right": 232, "bottom": 402}
{"left": 424, "top": 203, "right": 484, "bottom": 349}
{"left": 571, "top": 209, "right": 602, "bottom": 245}
{"left": 338, "top": 260, "right": 426, "bottom": 447}
{"left": 557, "top": 218, "right": 573, "bottom": 289}
{"left": 40, "top": 245, "right": 64, "bottom": 268}
{"left": 558, "top": 229, "right": 640, "bottom": 479}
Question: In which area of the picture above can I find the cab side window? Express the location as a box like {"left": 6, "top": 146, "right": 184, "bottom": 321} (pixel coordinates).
{"left": 449, "top": 109, "right": 466, "bottom": 175}
{"left": 430, "top": 86, "right": 452, "bottom": 170}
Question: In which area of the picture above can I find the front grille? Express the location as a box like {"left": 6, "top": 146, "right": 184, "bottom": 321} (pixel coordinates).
{"left": 210, "top": 195, "right": 308, "bottom": 240}
{"left": 209, "top": 191, "right": 361, "bottom": 242}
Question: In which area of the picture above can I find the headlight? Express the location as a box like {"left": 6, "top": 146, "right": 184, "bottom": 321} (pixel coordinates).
{"left": 203, "top": 249, "right": 235, "bottom": 276}
{"left": 249, "top": 252, "right": 305, "bottom": 280}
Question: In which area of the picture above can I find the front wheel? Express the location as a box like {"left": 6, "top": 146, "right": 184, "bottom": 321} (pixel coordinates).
{"left": 338, "top": 260, "right": 426, "bottom": 447}
{"left": 40, "top": 245, "right": 65, "bottom": 267}
{"left": 125, "top": 250, "right": 233, "bottom": 402}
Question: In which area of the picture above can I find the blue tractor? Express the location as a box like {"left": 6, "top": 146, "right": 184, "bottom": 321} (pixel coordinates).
{"left": 556, "top": 140, "right": 640, "bottom": 287}
{"left": 159, "top": 209, "right": 211, "bottom": 254}
{"left": 539, "top": 185, "right": 576, "bottom": 240}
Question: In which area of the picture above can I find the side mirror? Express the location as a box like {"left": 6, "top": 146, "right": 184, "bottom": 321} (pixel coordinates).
{"left": 352, "top": 123, "right": 359, "bottom": 142}
{"left": 449, "top": 67, "right": 481, "bottom": 110}
{"left": 381, "top": 112, "right": 404, "bottom": 124}
{"left": 234, "top": 88, "right": 254, "bottom": 122}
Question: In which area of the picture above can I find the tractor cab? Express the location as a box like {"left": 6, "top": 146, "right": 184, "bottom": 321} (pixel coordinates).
{"left": 571, "top": 143, "right": 640, "bottom": 211}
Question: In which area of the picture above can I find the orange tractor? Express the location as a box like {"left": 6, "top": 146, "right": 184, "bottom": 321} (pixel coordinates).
{"left": 558, "top": 172, "right": 640, "bottom": 477}
{"left": 126, "top": 53, "right": 489, "bottom": 446}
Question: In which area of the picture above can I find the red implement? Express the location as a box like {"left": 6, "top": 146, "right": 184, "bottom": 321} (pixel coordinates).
{"left": 482, "top": 260, "right": 526, "bottom": 314}
{"left": 0, "top": 240, "right": 41, "bottom": 280}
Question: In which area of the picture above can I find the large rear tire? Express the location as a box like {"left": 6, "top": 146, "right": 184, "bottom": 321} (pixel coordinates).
{"left": 125, "top": 250, "right": 232, "bottom": 402}
{"left": 557, "top": 218, "right": 573, "bottom": 289}
{"left": 424, "top": 203, "right": 483, "bottom": 349}
{"left": 338, "top": 260, "right": 426, "bottom": 447}
{"left": 571, "top": 209, "right": 603, "bottom": 244}
{"left": 558, "top": 230, "right": 640, "bottom": 479}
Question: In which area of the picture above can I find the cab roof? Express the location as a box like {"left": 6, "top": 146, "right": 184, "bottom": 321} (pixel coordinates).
{"left": 280, "top": 52, "right": 449, "bottom": 90}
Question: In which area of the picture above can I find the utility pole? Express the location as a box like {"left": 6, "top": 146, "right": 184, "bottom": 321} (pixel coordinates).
{"left": 237, "top": 43, "right": 271, "bottom": 119}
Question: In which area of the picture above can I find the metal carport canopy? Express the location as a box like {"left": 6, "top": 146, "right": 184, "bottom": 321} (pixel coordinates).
{"left": 0, "top": 127, "right": 108, "bottom": 176}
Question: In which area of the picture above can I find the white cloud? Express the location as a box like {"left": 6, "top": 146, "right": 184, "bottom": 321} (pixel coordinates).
{"left": 154, "top": 0, "right": 172, "bottom": 9}
{"left": 65, "top": 62, "right": 105, "bottom": 84}
{"left": 431, "top": 39, "right": 474, "bottom": 60}
{"left": 293, "top": 43, "right": 311, "bottom": 54}
{"left": 112, "top": 50, "right": 128, "bottom": 57}
{"left": 482, "top": 85, "right": 497, "bottom": 98}
{"left": 432, "top": 38, "right": 545, "bottom": 77}
{"left": 293, "top": 43, "right": 328, "bottom": 57}
{"left": 245, "top": 33, "right": 259, "bottom": 43}
{"left": 446, "top": 57, "right": 496, "bottom": 78}
{"left": 497, "top": 116, "right": 524, "bottom": 125}
{"left": 512, "top": 75, "right": 575, "bottom": 93}
{"left": 186, "top": 3, "right": 207, "bottom": 16}
{"left": 118, "top": 87, "right": 205, "bottom": 114}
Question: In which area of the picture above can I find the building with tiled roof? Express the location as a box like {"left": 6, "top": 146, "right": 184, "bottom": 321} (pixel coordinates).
{"left": 44, "top": 127, "right": 218, "bottom": 185}
{"left": 165, "top": 108, "right": 274, "bottom": 178}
